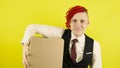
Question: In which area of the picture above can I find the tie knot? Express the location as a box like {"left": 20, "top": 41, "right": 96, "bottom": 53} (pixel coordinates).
{"left": 72, "top": 39, "right": 78, "bottom": 43}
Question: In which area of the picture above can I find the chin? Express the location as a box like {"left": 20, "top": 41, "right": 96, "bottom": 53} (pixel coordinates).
{"left": 74, "top": 33, "right": 83, "bottom": 37}
{"left": 72, "top": 30, "right": 84, "bottom": 36}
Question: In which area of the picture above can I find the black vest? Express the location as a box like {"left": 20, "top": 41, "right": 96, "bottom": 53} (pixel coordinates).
{"left": 62, "top": 29, "right": 94, "bottom": 68}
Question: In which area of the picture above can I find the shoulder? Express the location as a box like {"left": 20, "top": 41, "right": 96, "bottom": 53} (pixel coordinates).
{"left": 62, "top": 29, "right": 71, "bottom": 36}
{"left": 85, "top": 34, "right": 101, "bottom": 48}
{"left": 87, "top": 35, "right": 101, "bottom": 49}
{"left": 62, "top": 29, "right": 71, "bottom": 39}
{"left": 64, "top": 29, "right": 71, "bottom": 32}
{"left": 93, "top": 40, "right": 101, "bottom": 49}
{"left": 93, "top": 40, "right": 101, "bottom": 55}
{"left": 94, "top": 40, "right": 100, "bottom": 46}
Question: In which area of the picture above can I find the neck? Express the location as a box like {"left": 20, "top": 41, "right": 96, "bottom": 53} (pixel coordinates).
{"left": 72, "top": 33, "right": 84, "bottom": 38}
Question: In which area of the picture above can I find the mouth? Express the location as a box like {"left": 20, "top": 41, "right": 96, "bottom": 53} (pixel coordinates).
{"left": 74, "top": 29, "right": 82, "bottom": 31}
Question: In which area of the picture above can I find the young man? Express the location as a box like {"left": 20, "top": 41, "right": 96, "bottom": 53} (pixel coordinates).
{"left": 21, "top": 6, "right": 102, "bottom": 68}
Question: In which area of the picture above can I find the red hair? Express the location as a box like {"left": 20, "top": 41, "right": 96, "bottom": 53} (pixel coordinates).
{"left": 65, "top": 6, "right": 88, "bottom": 28}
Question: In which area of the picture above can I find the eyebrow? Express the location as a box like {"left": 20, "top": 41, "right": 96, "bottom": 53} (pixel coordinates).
{"left": 71, "top": 18, "right": 86, "bottom": 20}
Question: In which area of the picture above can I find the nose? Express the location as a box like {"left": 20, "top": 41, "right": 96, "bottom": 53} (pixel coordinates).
{"left": 76, "top": 21, "right": 82, "bottom": 27}
{"left": 73, "top": 22, "right": 82, "bottom": 29}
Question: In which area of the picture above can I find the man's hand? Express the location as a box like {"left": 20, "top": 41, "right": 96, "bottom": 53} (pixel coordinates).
{"left": 22, "top": 45, "right": 30, "bottom": 68}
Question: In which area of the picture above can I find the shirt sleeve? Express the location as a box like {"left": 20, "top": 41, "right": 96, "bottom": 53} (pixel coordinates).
{"left": 21, "top": 24, "right": 65, "bottom": 45}
{"left": 92, "top": 40, "right": 102, "bottom": 68}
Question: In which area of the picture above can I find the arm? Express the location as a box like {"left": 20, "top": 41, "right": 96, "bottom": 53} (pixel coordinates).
{"left": 21, "top": 24, "right": 65, "bottom": 45}
{"left": 92, "top": 41, "right": 102, "bottom": 68}
{"left": 21, "top": 24, "right": 65, "bottom": 68}
{"left": 22, "top": 44, "right": 29, "bottom": 68}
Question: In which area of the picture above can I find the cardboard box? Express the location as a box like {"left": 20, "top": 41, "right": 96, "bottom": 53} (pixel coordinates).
{"left": 28, "top": 37, "right": 64, "bottom": 68}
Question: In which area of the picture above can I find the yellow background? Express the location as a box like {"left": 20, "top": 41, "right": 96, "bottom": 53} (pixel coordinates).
{"left": 0, "top": 0, "right": 120, "bottom": 68}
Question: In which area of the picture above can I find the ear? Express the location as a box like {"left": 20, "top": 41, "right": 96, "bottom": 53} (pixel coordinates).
{"left": 87, "top": 22, "right": 89, "bottom": 25}
{"left": 68, "top": 25, "right": 71, "bottom": 29}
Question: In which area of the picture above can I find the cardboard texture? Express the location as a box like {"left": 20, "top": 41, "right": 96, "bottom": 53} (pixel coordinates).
{"left": 28, "top": 37, "right": 64, "bottom": 68}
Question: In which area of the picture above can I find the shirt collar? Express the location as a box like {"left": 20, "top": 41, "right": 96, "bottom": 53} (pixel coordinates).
{"left": 71, "top": 32, "right": 85, "bottom": 45}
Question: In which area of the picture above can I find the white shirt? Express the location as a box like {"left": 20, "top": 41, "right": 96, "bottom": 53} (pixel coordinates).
{"left": 21, "top": 24, "right": 102, "bottom": 68}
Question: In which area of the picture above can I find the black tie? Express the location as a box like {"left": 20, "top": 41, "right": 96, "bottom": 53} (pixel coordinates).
{"left": 70, "top": 39, "right": 78, "bottom": 63}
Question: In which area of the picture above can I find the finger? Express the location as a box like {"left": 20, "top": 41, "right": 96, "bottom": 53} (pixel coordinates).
{"left": 23, "top": 54, "right": 29, "bottom": 67}
{"left": 24, "top": 62, "right": 29, "bottom": 68}
{"left": 23, "top": 45, "right": 30, "bottom": 68}
{"left": 23, "top": 58, "right": 29, "bottom": 68}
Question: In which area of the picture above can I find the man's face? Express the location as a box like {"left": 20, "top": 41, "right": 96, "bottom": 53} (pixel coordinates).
{"left": 70, "top": 12, "right": 89, "bottom": 37}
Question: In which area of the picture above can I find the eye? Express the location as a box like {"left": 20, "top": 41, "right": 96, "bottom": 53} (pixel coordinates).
{"left": 72, "top": 19, "right": 77, "bottom": 23}
{"left": 80, "top": 19, "right": 85, "bottom": 23}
